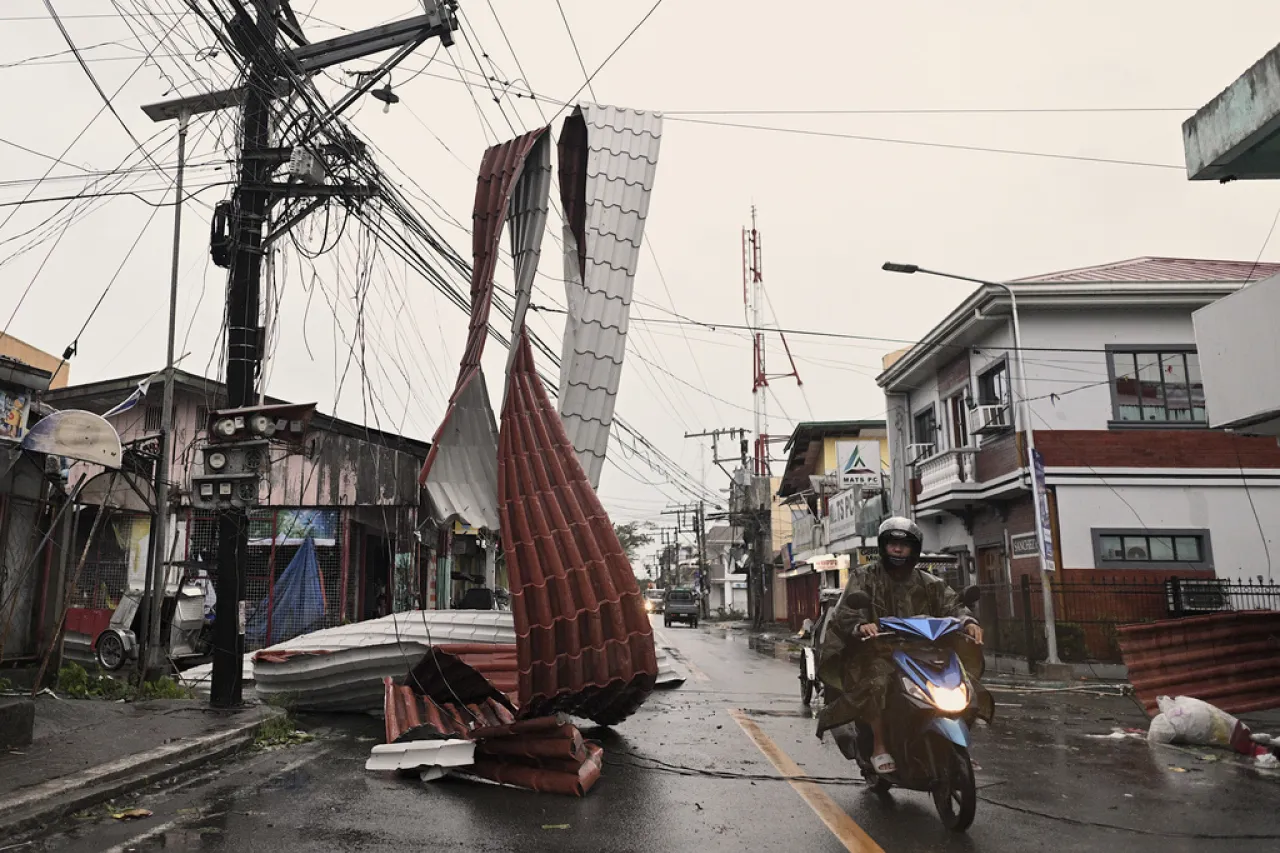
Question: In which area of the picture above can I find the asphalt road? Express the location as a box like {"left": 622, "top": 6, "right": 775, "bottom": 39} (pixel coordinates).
{"left": 25, "top": 616, "right": 1280, "bottom": 852}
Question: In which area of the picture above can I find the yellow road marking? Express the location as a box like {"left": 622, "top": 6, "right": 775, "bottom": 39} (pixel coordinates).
{"left": 730, "top": 709, "right": 884, "bottom": 853}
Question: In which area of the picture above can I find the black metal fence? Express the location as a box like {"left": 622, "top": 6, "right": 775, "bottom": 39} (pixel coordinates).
{"left": 977, "top": 576, "right": 1280, "bottom": 664}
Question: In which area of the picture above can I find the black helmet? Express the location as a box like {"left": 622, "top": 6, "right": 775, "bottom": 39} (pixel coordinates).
{"left": 877, "top": 516, "right": 923, "bottom": 571}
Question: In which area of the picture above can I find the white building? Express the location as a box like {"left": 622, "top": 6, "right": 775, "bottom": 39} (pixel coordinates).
{"left": 878, "top": 257, "right": 1280, "bottom": 594}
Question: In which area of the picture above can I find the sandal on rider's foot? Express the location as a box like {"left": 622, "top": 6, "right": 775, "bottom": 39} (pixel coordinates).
{"left": 872, "top": 753, "right": 896, "bottom": 775}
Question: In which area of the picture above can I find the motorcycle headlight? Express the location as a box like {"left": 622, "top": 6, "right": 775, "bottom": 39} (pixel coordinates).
{"left": 901, "top": 676, "right": 931, "bottom": 705}
{"left": 928, "top": 683, "right": 970, "bottom": 714}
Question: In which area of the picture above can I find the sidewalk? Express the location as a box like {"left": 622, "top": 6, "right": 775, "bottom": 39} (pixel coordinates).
{"left": 0, "top": 692, "right": 278, "bottom": 837}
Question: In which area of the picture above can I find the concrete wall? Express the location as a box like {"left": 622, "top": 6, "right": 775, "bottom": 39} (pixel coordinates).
{"left": 1020, "top": 308, "right": 1198, "bottom": 432}
{"left": 1054, "top": 482, "right": 1280, "bottom": 584}
{"left": 0, "top": 333, "right": 67, "bottom": 389}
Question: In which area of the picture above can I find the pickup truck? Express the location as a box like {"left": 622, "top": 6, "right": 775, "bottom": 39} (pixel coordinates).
{"left": 663, "top": 587, "right": 700, "bottom": 628}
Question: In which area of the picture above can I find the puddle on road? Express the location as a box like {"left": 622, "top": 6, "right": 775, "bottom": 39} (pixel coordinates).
{"left": 747, "top": 636, "right": 803, "bottom": 664}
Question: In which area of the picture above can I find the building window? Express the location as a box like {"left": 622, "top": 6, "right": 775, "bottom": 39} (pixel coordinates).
{"left": 912, "top": 405, "right": 937, "bottom": 451}
{"left": 144, "top": 405, "right": 163, "bottom": 431}
{"left": 1107, "top": 348, "right": 1206, "bottom": 425}
{"left": 1092, "top": 528, "right": 1213, "bottom": 570}
{"left": 195, "top": 406, "right": 209, "bottom": 433}
{"left": 977, "top": 361, "right": 1008, "bottom": 407}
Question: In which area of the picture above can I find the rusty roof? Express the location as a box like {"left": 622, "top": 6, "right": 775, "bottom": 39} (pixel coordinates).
{"left": 1012, "top": 257, "right": 1280, "bottom": 284}
{"left": 1119, "top": 610, "right": 1280, "bottom": 715}
{"left": 499, "top": 330, "right": 658, "bottom": 724}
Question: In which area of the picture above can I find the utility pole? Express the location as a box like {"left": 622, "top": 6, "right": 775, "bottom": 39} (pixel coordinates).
{"left": 147, "top": 1, "right": 459, "bottom": 707}
{"left": 663, "top": 503, "right": 710, "bottom": 615}
{"left": 685, "top": 427, "right": 748, "bottom": 480}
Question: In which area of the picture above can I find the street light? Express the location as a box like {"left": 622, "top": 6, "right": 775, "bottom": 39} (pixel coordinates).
{"left": 881, "top": 261, "right": 1062, "bottom": 666}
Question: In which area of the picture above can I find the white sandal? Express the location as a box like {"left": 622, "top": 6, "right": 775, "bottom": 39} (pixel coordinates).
{"left": 872, "top": 753, "right": 896, "bottom": 774}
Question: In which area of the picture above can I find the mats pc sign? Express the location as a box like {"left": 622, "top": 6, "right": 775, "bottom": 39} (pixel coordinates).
{"left": 835, "top": 440, "right": 882, "bottom": 488}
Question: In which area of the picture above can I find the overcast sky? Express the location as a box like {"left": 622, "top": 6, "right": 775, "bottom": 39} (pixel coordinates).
{"left": 4, "top": 1, "right": 1280, "bottom": 554}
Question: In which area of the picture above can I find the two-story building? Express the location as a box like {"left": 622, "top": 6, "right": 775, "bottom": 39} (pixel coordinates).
{"left": 879, "top": 257, "right": 1280, "bottom": 602}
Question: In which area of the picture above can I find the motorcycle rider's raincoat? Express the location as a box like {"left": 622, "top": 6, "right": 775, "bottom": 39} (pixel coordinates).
{"left": 815, "top": 560, "right": 994, "bottom": 737}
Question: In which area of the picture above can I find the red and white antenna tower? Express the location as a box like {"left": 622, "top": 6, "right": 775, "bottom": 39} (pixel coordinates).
{"left": 742, "top": 206, "right": 801, "bottom": 476}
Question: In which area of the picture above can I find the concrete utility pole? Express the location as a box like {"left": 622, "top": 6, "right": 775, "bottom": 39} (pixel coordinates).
{"left": 663, "top": 503, "right": 710, "bottom": 615}
{"left": 146, "top": 1, "right": 459, "bottom": 706}
{"left": 882, "top": 262, "right": 1062, "bottom": 666}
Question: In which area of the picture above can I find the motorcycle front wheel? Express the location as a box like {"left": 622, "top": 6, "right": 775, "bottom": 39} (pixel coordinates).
{"left": 932, "top": 744, "right": 977, "bottom": 832}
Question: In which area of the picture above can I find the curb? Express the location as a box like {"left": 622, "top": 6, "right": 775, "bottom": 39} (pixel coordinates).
{"left": 0, "top": 707, "right": 282, "bottom": 838}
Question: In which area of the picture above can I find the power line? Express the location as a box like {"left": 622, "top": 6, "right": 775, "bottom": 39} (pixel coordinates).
{"left": 661, "top": 116, "right": 1185, "bottom": 170}
{"left": 551, "top": 0, "right": 667, "bottom": 122}
{"left": 661, "top": 107, "right": 1198, "bottom": 116}
{"left": 525, "top": 304, "right": 1150, "bottom": 354}
{"left": 553, "top": 0, "right": 597, "bottom": 102}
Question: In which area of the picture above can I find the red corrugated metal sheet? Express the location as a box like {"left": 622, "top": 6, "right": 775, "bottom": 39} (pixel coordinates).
{"left": 498, "top": 329, "right": 658, "bottom": 725}
{"left": 1118, "top": 611, "right": 1280, "bottom": 715}
{"left": 384, "top": 678, "right": 517, "bottom": 743}
{"left": 382, "top": 677, "right": 602, "bottom": 795}
{"left": 468, "top": 742, "right": 604, "bottom": 797}
{"left": 1013, "top": 257, "right": 1280, "bottom": 284}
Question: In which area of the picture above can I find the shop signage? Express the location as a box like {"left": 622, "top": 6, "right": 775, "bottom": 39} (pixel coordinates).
{"left": 828, "top": 488, "right": 861, "bottom": 541}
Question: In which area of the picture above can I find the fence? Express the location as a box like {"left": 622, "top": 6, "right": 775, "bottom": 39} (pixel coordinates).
{"left": 187, "top": 509, "right": 350, "bottom": 651}
{"left": 978, "top": 576, "right": 1280, "bottom": 664}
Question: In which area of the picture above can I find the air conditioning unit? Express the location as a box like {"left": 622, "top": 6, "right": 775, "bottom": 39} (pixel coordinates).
{"left": 971, "top": 404, "right": 1011, "bottom": 435}
{"left": 906, "top": 443, "right": 935, "bottom": 463}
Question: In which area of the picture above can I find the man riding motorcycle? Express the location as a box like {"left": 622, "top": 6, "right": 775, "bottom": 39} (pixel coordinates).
{"left": 816, "top": 516, "right": 992, "bottom": 775}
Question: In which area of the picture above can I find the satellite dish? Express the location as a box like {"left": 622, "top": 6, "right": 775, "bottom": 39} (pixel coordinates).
{"left": 79, "top": 470, "right": 155, "bottom": 513}
{"left": 21, "top": 409, "right": 122, "bottom": 469}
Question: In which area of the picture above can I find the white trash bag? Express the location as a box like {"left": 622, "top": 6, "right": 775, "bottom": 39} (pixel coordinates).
{"left": 1147, "top": 695, "right": 1242, "bottom": 749}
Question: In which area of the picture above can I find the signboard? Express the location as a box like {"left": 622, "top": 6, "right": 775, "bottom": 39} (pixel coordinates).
{"left": 835, "top": 439, "right": 883, "bottom": 488}
{"left": 1, "top": 390, "right": 32, "bottom": 441}
{"left": 810, "top": 553, "right": 850, "bottom": 573}
{"left": 1031, "top": 449, "right": 1056, "bottom": 572}
{"left": 827, "top": 488, "right": 861, "bottom": 542}
{"left": 791, "top": 509, "right": 820, "bottom": 553}
{"left": 248, "top": 509, "right": 339, "bottom": 546}
{"left": 1010, "top": 533, "right": 1038, "bottom": 559}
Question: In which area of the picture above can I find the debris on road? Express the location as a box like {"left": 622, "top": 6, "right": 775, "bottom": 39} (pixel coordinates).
{"left": 1146, "top": 695, "right": 1258, "bottom": 754}
{"left": 110, "top": 808, "right": 152, "bottom": 820}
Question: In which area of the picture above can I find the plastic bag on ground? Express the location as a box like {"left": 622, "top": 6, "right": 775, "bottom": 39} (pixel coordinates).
{"left": 1146, "top": 695, "right": 1254, "bottom": 754}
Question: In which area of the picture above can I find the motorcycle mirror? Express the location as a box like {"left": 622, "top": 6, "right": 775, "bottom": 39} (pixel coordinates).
{"left": 847, "top": 590, "right": 872, "bottom": 610}
{"left": 961, "top": 585, "right": 982, "bottom": 606}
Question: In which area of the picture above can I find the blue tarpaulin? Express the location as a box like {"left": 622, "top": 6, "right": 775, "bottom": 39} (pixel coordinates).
{"left": 246, "top": 536, "right": 325, "bottom": 646}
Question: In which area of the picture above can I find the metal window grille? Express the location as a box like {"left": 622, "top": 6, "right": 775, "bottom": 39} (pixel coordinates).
{"left": 144, "top": 405, "right": 163, "bottom": 432}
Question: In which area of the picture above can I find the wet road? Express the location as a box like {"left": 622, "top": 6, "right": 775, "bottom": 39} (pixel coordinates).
{"left": 24, "top": 616, "right": 1280, "bottom": 852}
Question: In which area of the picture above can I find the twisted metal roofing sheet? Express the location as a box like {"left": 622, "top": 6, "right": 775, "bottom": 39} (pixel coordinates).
{"left": 418, "top": 128, "right": 551, "bottom": 529}
{"left": 1012, "top": 256, "right": 1280, "bottom": 284}
{"left": 499, "top": 330, "right": 658, "bottom": 724}
{"left": 556, "top": 105, "right": 663, "bottom": 488}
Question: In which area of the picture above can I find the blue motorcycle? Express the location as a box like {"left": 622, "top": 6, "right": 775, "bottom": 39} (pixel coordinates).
{"left": 836, "top": 587, "right": 990, "bottom": 833}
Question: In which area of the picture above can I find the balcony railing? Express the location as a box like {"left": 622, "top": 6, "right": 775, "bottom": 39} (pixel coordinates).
{"left": 917, "top": 447, "right": 977, "bottom": 496}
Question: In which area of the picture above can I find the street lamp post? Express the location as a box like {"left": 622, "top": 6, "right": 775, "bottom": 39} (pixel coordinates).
{"left": 881, "top": 262, "right": 1061, "bottom": 665}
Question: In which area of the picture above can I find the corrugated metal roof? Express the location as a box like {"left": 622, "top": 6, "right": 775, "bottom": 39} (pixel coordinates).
{"left": 1012, "top": 257, "right": 1280, "bottom": 284}
{"left": 419, "top": 129, "right": 551, "bottom": 529}
{"left": 499, "top": 330, "right": 658, "bottom": 724}
{"left": 1119, "top": 610, "right": 1280, "bottom": 715}
{"left": 382, "top": 677, "right": 602, "bottom": 796}
{"left": 557, "top": 105, "right": 663, "bottom": 489}
{"left": 180, "top": 610, "right": 682, "bottom": 697}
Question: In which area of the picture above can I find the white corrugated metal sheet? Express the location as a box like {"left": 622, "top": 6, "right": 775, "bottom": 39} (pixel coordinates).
{"left": 178, "top": 611, "right": 517, "bottom": 698}
{"left": 557, "top": 105, "right": 663, "bottom": 488}
{"left": 422, "top": 373, "right": 500, "bottom": 531}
